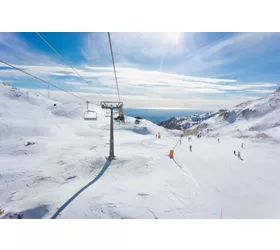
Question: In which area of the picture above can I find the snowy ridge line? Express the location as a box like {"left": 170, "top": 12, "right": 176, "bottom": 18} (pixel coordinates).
{"left": 158, "top": 110, "right": 224, "bottom": 131}
{"left": 51, "top": 159, "right": 112, "bottom": 219}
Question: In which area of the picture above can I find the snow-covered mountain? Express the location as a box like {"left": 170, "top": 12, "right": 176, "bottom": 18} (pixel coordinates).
{"left": 158, "top": 110, "right": 226, "bottom": 130}
{"left": 1, "top": 83, "right": 280, "bottom": 219}
{"left": 187, "top": 88, "right": 280, "bottom": 141}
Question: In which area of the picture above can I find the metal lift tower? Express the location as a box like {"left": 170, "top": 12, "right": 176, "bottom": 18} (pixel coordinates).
{"left": 101, "top": 101, "right": 123, "bottom": 160}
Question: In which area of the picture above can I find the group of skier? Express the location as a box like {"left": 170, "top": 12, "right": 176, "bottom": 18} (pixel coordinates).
{"left": 217, "top": 138, "right": 244, "bottom": 160}
{"left": 171, "top": 133, "right": 245, "bottom": 159}
{"left": 178, "top": 134, "right": 192, "bottom": 152}
{"left": 234, "top": 143, "right": 244, "bottom": 160}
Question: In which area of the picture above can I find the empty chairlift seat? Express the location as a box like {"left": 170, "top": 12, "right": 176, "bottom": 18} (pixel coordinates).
{"left": 84, "top": 101, "right": 97, "bottom": 120}
{"left": 84, "top": 110, "right": 97, "bottom": 120}
{"left": 105, "top": 109, "right": 119, "bottom": 118}
{"left": 105, "top": 109, "right": 111, "bottom": 117}
{"left": 113, "top": 110, "right": 119, "bottom": 119}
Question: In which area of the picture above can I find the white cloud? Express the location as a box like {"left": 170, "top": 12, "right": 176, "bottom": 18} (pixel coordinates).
{"left": 81, "top": 32, "right": 196, "bottom": 63}
{"left": 2, "top": 32, "right": 279, "bottom": 110}
{"left": 247, "top": 89, "right": 274, "bottom": 94}
{"left": 1, "top": 64, "right": 278, "bottom": 99}
{"left": 0, "top": 32, "right": 57, "bottom": 65}
{"left": 63, "top": 81, "right": 88, "bottom": 86}
{"left": 174, "top": 32, "right": 279, "bottom": 75}
{"left": 200, "top": 83, "right": 278, "bottom": 91}
{"left": 26, "top": 88, "right": 259, "bottom": 111}
{"left": 200, "top": 33, "right": 275, "bottom": 59}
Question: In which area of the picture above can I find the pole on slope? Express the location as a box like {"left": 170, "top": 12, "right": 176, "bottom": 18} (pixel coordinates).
{"left": 169, "top": 136, "right": 183, "bottom": 158}
{"left": 101, "top": 101, "right": 123, "bottom": 160}
{"left": 110, "top": 108, "right": 114, "bottom": 158}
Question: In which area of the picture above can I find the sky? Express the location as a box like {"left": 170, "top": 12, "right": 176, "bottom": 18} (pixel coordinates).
{"left": 0, "top": 32, "right": 280, "bottom": 110}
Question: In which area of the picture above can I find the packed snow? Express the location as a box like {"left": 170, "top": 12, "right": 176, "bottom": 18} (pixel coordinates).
{"left": 1, "top": 83, "right": 280, "bottom": 219}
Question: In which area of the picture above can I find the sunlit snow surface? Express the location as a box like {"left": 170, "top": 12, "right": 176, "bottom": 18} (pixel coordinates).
{"left": 1, "top": 84, "right": 280, "bottom": 219}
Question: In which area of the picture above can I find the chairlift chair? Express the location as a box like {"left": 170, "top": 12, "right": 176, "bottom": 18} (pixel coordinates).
{"left": 119, "top": 109, "right": 125, "bottom": 122}
{"left": 84, "top": 110, "right": 97, "bottom": 120}
{"left": 113, "top": 110, "right": 119, "bottom": 119}
{"left": 105, "top": 109, "right": 111, "bottom": 117}
{"left": 84, "top": 101, "right": 97, "bottom": 121}
{"left": 105, "top": 109, "right": 118, "bottom": 118}
{"left": 114, "top": 109, "right": 125, "bottom": 122}
{"left": 101, "top": 101, "right": 125, "bottom": 122}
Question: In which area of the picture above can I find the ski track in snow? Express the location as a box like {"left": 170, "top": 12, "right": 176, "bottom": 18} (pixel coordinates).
{"left": 1, "top": 84, "right": 280, "bottom": 219}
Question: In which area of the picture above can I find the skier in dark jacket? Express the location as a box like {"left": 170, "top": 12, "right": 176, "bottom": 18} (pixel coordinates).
{"left": 237, "top": 151, "right": 243, "bottom": 160}
{"left": 234, "top": 150, "right": 236, "bottom": 156}
{"left": 189, "top": 145, "right": 192, "bottom": 152}
{"left": 180, "top": 134, "right": 183, "bottom": 144}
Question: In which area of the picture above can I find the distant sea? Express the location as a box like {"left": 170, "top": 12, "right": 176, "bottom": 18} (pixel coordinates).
{"left": 124, "top": 109, "right": 212, "bottom": 124}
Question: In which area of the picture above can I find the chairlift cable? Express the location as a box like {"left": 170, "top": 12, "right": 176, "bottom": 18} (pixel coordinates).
{"left": 36, "top": 32, "right": 103, "bottom": 98}
{"left": 107, "top": 32, "right": 121, "bottom": 102}
{"left": 0, "top": 60, "right": 88, "bottom": 102}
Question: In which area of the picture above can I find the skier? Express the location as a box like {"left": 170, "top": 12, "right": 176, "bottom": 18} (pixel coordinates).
{"left": 234, "top": 150, "right": 236, "bottom": 156}
{"left": 158, "top": 132, "right": 161, "bottom": 139}
{"left": 238, "top": 151, "right": 243, "bottom": 160}
{"left": 241, "top": 143, "right": 244, "bottom": 148}
{"left": 189, "top": 145, "right": 192, "bottom": 152}
{"left": 218, "top": 138, "right": 220, "bottom": 143}
{"left": 180, "top": 134, "right": 183, "bottom": 145}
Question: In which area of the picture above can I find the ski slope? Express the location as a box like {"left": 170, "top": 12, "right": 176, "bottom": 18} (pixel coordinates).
{"left": 1, "top": 83, "right": 280, "bottom": 219}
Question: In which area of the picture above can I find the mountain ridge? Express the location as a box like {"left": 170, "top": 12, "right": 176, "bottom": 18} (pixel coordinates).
{"left": 158, "top": 89, "right": 280, "bottom": 141}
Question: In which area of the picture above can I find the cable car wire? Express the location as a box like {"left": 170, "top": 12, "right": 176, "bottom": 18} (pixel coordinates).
{"left": 0, "top": 60, "right": 88, "bottom": 102}
{"left": 107, "top": 32, "right": 121, "bottom": 102}
{"left": 36, "top": 32, "right": 103, "bottom": 98}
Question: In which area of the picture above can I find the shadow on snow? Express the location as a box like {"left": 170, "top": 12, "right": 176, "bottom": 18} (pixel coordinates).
{"left": 51, "top": 159, "right": 112, "bottom": 219}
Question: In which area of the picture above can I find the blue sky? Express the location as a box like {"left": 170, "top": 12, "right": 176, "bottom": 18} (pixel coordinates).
{"left": 0, "top": 32, "right": 280, "bottom": 110}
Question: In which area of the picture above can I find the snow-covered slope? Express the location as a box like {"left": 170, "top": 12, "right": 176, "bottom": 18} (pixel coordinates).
{"left": 186, "top": 89, "right": 280, "bottom": 141}
{"left": 158, "top": 110, "right": 226, "bottom": 130}
{"left": 1, "top": 83, "right": 280, "bottom": 219}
